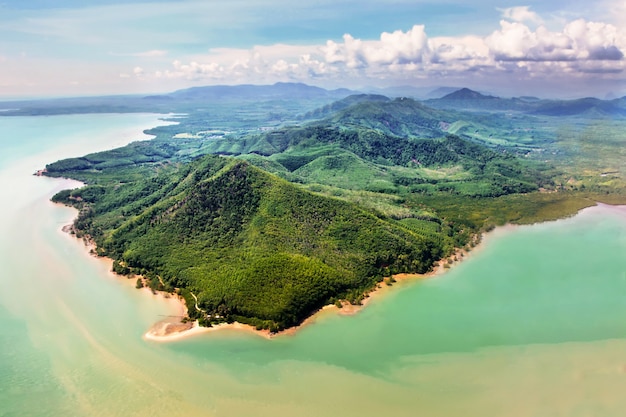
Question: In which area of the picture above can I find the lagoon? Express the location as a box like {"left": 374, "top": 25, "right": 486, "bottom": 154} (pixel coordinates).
{"left": 1, "top": 114, "right": 626, "bottom": 416}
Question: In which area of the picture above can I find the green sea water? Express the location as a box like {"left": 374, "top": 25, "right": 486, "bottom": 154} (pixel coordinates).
{"left": 1, "top": 114, "right": 626, "bottom": 417}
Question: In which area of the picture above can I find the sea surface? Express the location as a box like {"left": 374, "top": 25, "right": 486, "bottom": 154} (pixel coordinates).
{"left": 1, "top": 114, "right": 626, "bottom": 417}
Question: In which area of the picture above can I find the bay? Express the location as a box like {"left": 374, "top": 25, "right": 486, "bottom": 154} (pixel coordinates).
{"left": 1, "top": 114, "right": 625, "bottom": 417}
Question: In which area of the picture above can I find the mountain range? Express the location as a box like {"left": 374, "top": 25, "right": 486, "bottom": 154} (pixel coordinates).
{"left": 2, "top": 82, "right": 625, "bottom": 118}
{"left": 39, "top": 81, "right": 624, "bottom": 331}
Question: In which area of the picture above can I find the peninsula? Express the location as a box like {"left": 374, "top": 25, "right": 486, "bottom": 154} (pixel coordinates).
{"left": 35, "top": 84, "right": 626, "bottom": 333}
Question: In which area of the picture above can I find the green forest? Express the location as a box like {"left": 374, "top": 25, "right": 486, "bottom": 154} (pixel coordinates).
{"left": 40, "top": 85, "right": 626, "bottom": 331}
{"left": 52, "top": 157, "right": 447, "bottom": 330}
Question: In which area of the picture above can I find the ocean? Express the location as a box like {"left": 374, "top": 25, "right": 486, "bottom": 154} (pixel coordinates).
{"left": 1, "top": 114, "right": 625, "bottom": 417}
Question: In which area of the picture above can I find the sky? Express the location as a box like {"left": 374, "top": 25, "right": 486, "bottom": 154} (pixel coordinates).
{"left": 0, "top": 0, "right": 625, "bottom": 98}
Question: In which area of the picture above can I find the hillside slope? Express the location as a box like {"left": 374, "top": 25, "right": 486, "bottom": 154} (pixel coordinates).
{"left": 53, "top": 156, "right": 445, "bottom": 331}
{"left": 321, "top": 97, "right": 451, "bottom": 138}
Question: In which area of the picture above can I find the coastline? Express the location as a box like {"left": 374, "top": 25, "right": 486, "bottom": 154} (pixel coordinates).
{"left": 57, "top": 199, "right": 626, "bottom": 343}
{"left": 54, "top": 209, "right": 500, "bottom": 342}
{"left": 142, "top": 230, "right": 488, "bottom": 342}
{"left": 143, "top": 202, "right": 626, "bottom": 341}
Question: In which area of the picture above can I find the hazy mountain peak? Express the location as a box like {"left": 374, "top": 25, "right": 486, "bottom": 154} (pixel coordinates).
{"left": 441, "top": 88, "right": 496, "bottom": 100}
{"left": 169, "top": 82, "right": 356, "bottom": 100}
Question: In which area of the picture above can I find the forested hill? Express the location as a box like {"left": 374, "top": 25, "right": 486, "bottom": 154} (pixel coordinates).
{"left": 51, "top": 155, "right": 446, "bottom": 331}
{"left": 300, "top": 94, "right": 391, "bottom": 120}
{"left": 425, "top": 88, "right": 533, "bottom": 112}
{"left": 41, "top": 87, "right": 581, "bottom": 332}
{"left": 318, "top": 97, "right": 452, "bottom": 138}
{"left": 43, "top": 92, "right": 549, "bottom": 199}
{"left": 157, "top": 97, "right": 546, "bottom": 197}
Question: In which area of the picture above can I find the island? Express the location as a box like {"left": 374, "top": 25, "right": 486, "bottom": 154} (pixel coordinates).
{"left": 29, "top": 83, "right": 626, "bottom": 335}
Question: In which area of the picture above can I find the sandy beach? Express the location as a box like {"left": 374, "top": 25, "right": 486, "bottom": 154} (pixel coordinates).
{"left": 140, "top": 237, "right": 487, "bottom": 342}
{"left": 58, "top": 195, "right": 626, "bottom": 343}
{"left": 149, "top": 202, "right": 626, "bottom": 341}
{"left": 56, "top": 203, "right": 494, "bottom": 342}
{"left": 56, "top": 220, "right": 274, "bottom": 341}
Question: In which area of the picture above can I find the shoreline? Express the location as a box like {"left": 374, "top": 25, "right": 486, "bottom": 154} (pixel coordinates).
{"left": 54, "top": 210, "right": 506, "bottom": 342}
{"left": 141, "top": 229, "right": 486, "bottom": 342}
{"left": 141, "top": 202, "right": 626, "bottom": 341}
{"left": 57, "top": 200, "right": 626, "bottom": 343}
{"left": 57, "top": 210, "right": 464, "bottom": 342}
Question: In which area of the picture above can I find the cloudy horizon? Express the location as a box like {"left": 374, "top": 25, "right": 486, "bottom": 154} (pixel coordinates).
{"left": 1, "top": 0, "right": 625, "bottom": 99}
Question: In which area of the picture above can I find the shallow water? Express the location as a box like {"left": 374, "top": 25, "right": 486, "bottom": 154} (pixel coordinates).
{"left": 1, "top": 114, "right": 626, "bottom": 417}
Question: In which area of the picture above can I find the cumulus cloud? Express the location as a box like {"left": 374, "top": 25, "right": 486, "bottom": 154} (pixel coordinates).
{"left": 565, "top": 19, "right": 624, "bottom": 60}
{"left": 430, "top": 36, "right": 489, "bottom": 62}
{"left": 487, "top": 19, "right": 624, "bottom": 62}
{"left": 487, "top": 21, "right": 574, "bottom": 61}
{"left": 133, "top": 11, "right": 625, "bottom": 94}
{"left": 161, "top": 60, "right": 224, "bottom": 80}
{"left": 324, "top": 25, "right": 429, "bottom": 67}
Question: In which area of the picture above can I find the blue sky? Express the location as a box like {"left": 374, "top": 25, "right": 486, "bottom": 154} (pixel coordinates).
{"left": 1, "top": 0, "right": 624, "bottom": 98}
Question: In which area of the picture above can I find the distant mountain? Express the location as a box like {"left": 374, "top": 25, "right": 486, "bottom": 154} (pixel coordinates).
{"left": 423, "top": 88, "right": 626, "bottom": 117}
{"left": 301, "top": 94, "right": 391, "bottom": 120}
{"left": 169, "top": 82, "right": 356, "bottom": 101}
{"left": 531, "top": 97, "right": 626, "bottom": 117}
{"left": 366, "top": 85, "right": 435, "bottom": 99}
{"left": 3, "top": 83, "right": 624, "bottom": 120}
{"left": 440, "top": 88, "right": 497, "bottom": 101}
{"left": 0, "top": 95, "right": 160, "bottom": 116}
{"left": 0, "top": 83, "right": 356, "bottom": 116}
{"left": 425, "top": 87, "right": 462, "bottom": 99}
{"left": 425, "top": 88, "right": 532, "bottom": 112}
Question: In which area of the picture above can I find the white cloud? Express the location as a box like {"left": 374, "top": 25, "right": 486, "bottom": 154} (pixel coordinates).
{"left": 323, "top": 25, "right": 429, "bottom": 68}
{"left": 324, "top": 34, "right": 365, "bottom": 68}
{"left": 486, "top": 19, "right": 624, "bottom": 62}
{"left": 128, "top": 11, "right": 624, "bottom": 96}
{"left": 370, "top": 25, "right": 429, "bottom": 64}
{"left": 564, "top": 19, "right": 624, "bottom": 60}
{"left": 430, "top": 36, "right": 489, "bottom": 62}
{"left": 145, "top": 43, "right": 333, "bottom": 84}
{"left": 162, "top": 60, "right": 224, "bottom": 80}
{"left": 499, "top": 6, "right": 543, "bottom": 25}
{"left": 2, "top": 0, "right": 625, "bottom": 98}
{"left": 487, "top": 21, "right": 574, "bottom": 61}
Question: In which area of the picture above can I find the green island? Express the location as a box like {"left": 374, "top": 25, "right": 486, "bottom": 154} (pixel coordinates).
{"left": 21, "top": 83, "right": 625, "bottom": 333}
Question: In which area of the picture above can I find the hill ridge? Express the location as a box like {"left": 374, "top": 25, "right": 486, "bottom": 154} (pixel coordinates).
{"left": 52, "top": 155, "right": 445, "bottom": 331}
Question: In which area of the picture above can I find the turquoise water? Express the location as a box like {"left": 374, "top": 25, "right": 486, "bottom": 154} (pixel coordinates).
{"left": 1, "top": 114, "right": 626, "bottom": 416}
